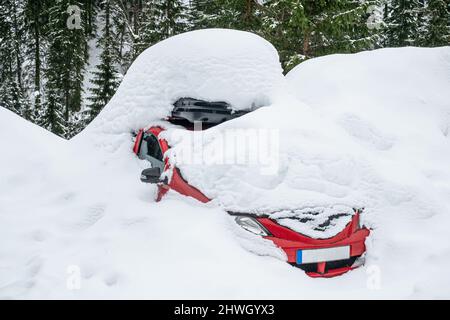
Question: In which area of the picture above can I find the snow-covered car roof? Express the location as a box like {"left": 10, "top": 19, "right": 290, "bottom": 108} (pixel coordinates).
{"left": 84, "top": 29, "right": 285, "bottom": 137}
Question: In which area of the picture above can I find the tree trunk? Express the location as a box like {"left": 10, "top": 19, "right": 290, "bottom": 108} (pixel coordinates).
{"left": 12, "top": 0, "right": 23, "bottom": 89}
{"left": 34, "top": 0, "right": 41, "bottom": 107}
{"left": 245, "top": 0, "right": 254, "bottom": 23}
{"left": 303, "top": 31, "right": 311, "bottom": 57}
{"left": 65, "top": 88, "right": 70, "bottom": 122}
{"left": 85, "top": 0, "right": 93, "bottom": 36}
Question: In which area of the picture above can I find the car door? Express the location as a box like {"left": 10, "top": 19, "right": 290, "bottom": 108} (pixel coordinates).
{"left": 138, "top": 132, "right": 165, "bottom": 173}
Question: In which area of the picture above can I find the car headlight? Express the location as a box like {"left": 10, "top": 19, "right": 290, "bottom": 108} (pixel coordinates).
{"left": 235, "top": 216, "right": 270, "bottom": 236}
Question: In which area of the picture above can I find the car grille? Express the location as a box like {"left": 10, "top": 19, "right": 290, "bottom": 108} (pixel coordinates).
{"left": 291, "top": 256, "right": 359, "bottom": 273}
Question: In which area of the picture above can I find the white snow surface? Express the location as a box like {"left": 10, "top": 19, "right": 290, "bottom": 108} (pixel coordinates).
{"left": 1, "top": 28, "right": 450, "bottom": 299}
{"left": 83, "top": 28, "right": 284, "bottom": 138}
{"left": 165, "top": 47, "right": 450, "bottom": 240}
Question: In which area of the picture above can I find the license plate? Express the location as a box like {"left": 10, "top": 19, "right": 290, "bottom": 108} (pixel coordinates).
{"left": 297, "top": 246, "right": 350, "bottom": 264}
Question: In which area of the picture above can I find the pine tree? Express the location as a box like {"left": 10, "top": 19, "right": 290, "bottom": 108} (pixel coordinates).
{"left": 38, "top": 84, "right": 66, "bottom": 136}
{"left": 260, "top": 0, "right": 305, "bottom": 69}
{"left": 189, "top": 0, "right": 262, "bottom": 31}
{"left": 111, "top": 0, "right": 155, "bottom": 71}
{"left": 188, "top": 0, "right": 217, "bottom": 29}
{"left": 108, "top": 0, "right": 130, "bottom": 72}
{"left": 385, "top": 0, "right": 423, "bottom": 46}
{"left": 155, "top": 0, "right": 188, "bottom": 38}
{"left": 261, "top": 0, "right": 379, "bottom": 71}
{"left": 84, "top": 0, "right": 97, "bottom": 38}
{"left": 0, "top": 0, "right": 29, "bottom": 117}
{"left": 24, "top": 0, "right": 50, "bottom": 118}
{"left": 88, "top": 0, "right": 120, "bottom": 119}
{"left": 44, "top": 0, "right": 87, "bottom": 137}
{"left": 0, "top": 78, "right": 29, "bottom": 116}
{"left": 117, "top": 0, "right": 189, "bottom": 68}
{"left": 305, "top": 0, "right": 380, "bottom": 57}
{"left": 424, "top": 0, "right": 450, "bottom": 46}
{"left": 134, "top": 0, "right": 161, "bottom": 55}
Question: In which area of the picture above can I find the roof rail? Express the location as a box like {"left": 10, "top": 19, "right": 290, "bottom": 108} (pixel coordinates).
{"left": 169, "top": 98, "right": 248, "bottom": 127}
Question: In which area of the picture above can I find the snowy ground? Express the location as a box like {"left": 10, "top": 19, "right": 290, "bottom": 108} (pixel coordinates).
{"left": 1, "top": 30, "right": 449, "bottom": 299}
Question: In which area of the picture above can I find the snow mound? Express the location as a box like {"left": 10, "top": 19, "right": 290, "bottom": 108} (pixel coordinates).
{"left": 0, "top": 108, "right": 288, "bottom": 300}
{"left": 0, "top": 108, "right": 66, "bottom": 199}
{"left": 165, "top": 47, "right": 450, "bottom": 241}
{"left": 2, "top": 42, "right": 450, "bottom": 299}
{"left": 285, "top": 47, "right": 450, "bottom": 296}
{"left": 164, "top": 102, "right": 373, "bottom": 238}
{"left": 286, "top": 46, "right": 450, "bottom": 137}
{"left": 285, "top": 47, "right": 450, "bottom": 221}
{"left": 84, "top": 29, "right": 284, "bottom": 138}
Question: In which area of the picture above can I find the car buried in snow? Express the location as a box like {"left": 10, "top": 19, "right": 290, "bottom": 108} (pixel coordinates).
{"left": 133, "top": 98, "right": 370, "bottom": 278}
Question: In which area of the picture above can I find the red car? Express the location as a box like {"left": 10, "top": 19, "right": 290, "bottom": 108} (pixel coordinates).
{"left": 134, "top": 99, "right": 370, "bottom": 278}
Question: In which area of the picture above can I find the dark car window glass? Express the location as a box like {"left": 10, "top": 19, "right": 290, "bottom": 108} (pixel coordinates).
{"left": 144, "top": 134, "right": 163, "bottom": 161}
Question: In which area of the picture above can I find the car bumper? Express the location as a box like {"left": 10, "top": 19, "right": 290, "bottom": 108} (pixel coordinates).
{"left": 257, "top": 214, "right": 370, "bottom": 278}
{"left": 268, "top": 228, "right": 369, "bottom": 263}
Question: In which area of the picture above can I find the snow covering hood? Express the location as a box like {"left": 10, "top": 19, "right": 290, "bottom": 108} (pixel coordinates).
{"left": 164, "top": 99, "right": 374, "bottom": 238}
{"left": 83, "top": 29, "right": 284, "bottom": 138}
{"left": 163, "top": 46, "right": 450, "bottom": 238}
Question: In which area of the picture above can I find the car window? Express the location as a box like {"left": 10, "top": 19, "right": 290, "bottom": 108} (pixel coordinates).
{"left": 138, "top": 132, "right": 165, "bottom": 172}
{"left": 145, "top": 134, "right": 163, "bottom": 161}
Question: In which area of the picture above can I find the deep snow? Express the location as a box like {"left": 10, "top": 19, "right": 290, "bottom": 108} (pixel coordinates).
{"left": 82, "top": 29, "right": 284, "bottom": 138}
{"left": 1, "top": 29, "right": 450, "bottom": 299}
{"left": 164, "top": 47, "right": 450, "bottom": 240}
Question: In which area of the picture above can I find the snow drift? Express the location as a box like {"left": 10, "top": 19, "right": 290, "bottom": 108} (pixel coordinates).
{"left": 83, "top": 29, "right": 284, "bottom": 138}
{"left": 1, "top": 27, "right": 450, "bottom": 299}
{"left": 286, "top": 47, "right": 450, "bottom": 297}
{"left": 164, "top": 101, "right": 374, "bottom": 238}
{"left": 164, "top": 47, "right": 450, "bottom": 242}
{"left": 0, "top": 106, "right": 284, "bottom": 299}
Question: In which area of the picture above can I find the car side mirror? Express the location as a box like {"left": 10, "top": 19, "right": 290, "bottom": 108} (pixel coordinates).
{"left": 140, "top": 167, "right": 161, "bottom": 184}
